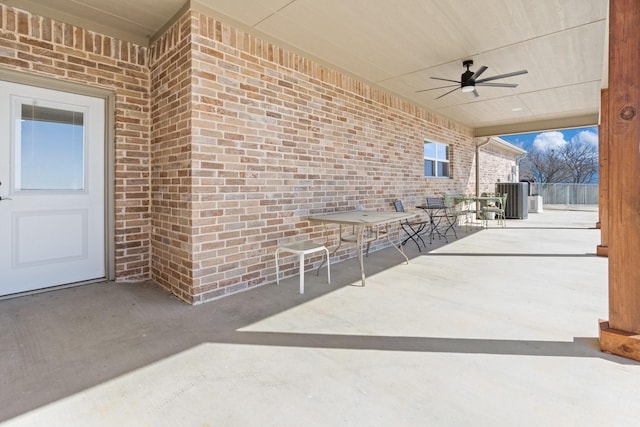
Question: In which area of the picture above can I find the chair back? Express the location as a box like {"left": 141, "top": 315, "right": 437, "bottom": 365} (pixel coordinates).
{"left": 500, "top": 193, "right": 508, "bottom": 209}
{"left": 393, "top": 200, "right": 405, "bottom": 213}
{"left": 426, "top": 197, "right": 446, "bottom": 209}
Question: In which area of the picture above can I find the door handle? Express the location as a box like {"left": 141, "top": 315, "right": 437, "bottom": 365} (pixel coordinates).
{"left": 0, "top": 182, "right": 7, "bottom": 200}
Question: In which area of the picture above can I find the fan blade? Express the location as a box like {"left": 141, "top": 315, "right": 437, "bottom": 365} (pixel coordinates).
{"left": 472, "top": 89, "right": 479, "bottom": 97}
{"left": 435, "top": 87, "right": 460, "bottom": 100}
{"left": 416, "top": 83, "right": 459, "bottom": 93}
{"left": 476, "top": 82, "right": 518, "bottom": 88}
{"left": 430, "top": 76, "right": 462, "bottom": 84}
{"left": 470, "top": 66, "right": 488, "bottom": 81}
{"left": 475, "top": 69, "right": 528, "bottom": 84}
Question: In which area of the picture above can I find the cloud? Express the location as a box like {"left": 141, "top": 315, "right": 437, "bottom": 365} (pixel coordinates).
{"left": 571, "top": 130, "right": 598, "bottom": 147}
{"left": 532, "top": 131, "right": 567, "bottom": 151}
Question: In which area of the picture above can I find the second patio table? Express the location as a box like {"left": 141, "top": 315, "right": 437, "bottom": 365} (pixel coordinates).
{"left": 308, "top": 210, "right": 414, "bottom": 287}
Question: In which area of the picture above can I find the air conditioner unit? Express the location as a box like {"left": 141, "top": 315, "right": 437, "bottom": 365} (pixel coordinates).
{"left": 495, "top": 182, "right": 529, "bottom": 219}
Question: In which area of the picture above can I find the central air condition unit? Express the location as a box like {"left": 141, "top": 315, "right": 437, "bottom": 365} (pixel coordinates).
{"left": 495, "top": 182, "right": 529, "bottom": 219}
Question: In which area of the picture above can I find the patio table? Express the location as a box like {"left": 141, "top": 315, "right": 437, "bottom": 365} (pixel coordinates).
{"left": 308, "top": 210, "right": 414, "bottom": 287}
{"left": 469, "top": 195, "right": 503, "bottom": 219}
{"left": 453, "top": 195, "right": 504, "bottom": 224}
{"left": 416, "top": 202, "right": 457, "bottom": 243}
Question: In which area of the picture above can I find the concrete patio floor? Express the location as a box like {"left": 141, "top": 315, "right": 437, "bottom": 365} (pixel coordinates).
{"left": 1, "top": 208, "right": 638, "bottom": 426}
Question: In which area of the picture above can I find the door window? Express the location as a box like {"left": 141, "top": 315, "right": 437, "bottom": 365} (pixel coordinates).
{"left": 15, "top": 103, "right": 86, "bottom": 191}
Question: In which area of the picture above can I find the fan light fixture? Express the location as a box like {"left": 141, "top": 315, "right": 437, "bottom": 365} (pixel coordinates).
{"left": 416, "top": 60, "right": 528, "bottom": 100}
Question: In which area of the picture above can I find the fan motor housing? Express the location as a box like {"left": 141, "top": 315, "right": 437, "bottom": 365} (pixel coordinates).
{"left": 461, "top": 60, "right": 475, "bottom": 87}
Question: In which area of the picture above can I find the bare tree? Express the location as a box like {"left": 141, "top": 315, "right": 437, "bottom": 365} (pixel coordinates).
{"left": 559, "top": 141, "right": 598, "bottom": 183}
{"left": 520, "top": 146, "right": 570, "bottom": 183}
{"left": 520, "top": 139, "right": 598, "bottom": 183}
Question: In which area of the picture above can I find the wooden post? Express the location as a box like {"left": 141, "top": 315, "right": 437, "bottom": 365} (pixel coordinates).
{"left": 599, "top": 0, "right": 640, "bottom": 361}
{"left": 596, "top": 89, "right": 609, "bottom": 257}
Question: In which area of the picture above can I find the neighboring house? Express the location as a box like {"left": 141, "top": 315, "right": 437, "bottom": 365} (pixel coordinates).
{"left": 476, "top": 137, "right": 528, "bottom": 194}
{"left": 0, "top": 4, "right": 519, "bottom": 304}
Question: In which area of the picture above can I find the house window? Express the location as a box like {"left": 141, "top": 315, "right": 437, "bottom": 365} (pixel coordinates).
{"left": 424, "top": 141, "right": 450, "bottom": 178}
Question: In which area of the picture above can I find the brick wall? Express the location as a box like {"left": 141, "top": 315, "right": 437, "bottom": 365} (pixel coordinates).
{"left": 478, "top": 144, "right": 520, "bottom": 194}
{"left": 2, "top": 4, "right": 482, "bottom": 304}
{"left": 0, "top": 4, "right": 151, "bottom": 282}
{"left": 147, "top": 10, "right": 477, "bottom": 304}
{"left": 148, "top": 13, "right": 196, "bottom": 302}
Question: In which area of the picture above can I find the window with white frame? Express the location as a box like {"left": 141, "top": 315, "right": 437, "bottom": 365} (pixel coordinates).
{"left": 423, "top": 141, "right": 450, "bottom": 178}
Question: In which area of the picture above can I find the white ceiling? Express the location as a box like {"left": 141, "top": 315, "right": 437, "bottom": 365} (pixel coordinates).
{"left": 4, "top": 0, "right": 608, "bottom": 136}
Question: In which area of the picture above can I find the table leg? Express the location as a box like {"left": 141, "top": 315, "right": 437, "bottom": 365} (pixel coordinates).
{"left": 357, "top": 225, "right": 366, "bottom": 286}
{"left": 314, "top": 221, "right": 409, "bottom": 287}
{"left": 298, "top": 253, "right": 305, "bottom": 294}
{"left": 429, "top": 212, "right": 443, "bottom": 244}
{"left": 385, "top": 224, "right": 409, "bottom": 264}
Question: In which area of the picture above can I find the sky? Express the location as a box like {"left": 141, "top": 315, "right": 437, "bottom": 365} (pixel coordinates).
{"left": 20, "top": 120, "right": 84, "bottom": 190}
{"left": 499, "top": 126, "right": 599, "bottom": 152}
{"left": 499, "top": 126, "right": 599, "bottom": 183}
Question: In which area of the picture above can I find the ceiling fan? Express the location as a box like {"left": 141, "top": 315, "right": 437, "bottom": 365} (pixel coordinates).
{"left": 417, "top": 60, "right": 528, "bottom": 99}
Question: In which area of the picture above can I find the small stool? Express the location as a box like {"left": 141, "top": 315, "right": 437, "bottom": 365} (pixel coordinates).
{"left": 275, "top": 241, "right": 330, "bottom": 294}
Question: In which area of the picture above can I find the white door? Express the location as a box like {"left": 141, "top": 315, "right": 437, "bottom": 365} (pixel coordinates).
{"left": 0, "top": 80, "right": 105, "bottom": 296}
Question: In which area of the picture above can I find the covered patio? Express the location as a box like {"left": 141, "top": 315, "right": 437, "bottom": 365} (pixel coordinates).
{"left": 2, "top": 208, "right": 637, "bottom": 426}
{"left": 3, "top": 0, "right": 640, "bottom": 423}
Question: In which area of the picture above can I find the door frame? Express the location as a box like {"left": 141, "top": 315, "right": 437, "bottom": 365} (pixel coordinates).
{"left": 0, "top": 68, "right": 116, "bottom": 287}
